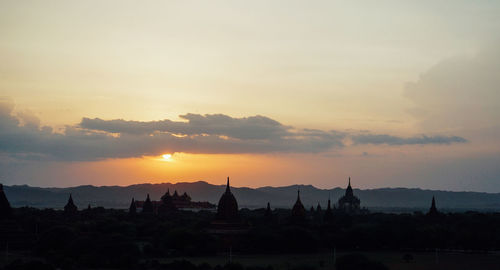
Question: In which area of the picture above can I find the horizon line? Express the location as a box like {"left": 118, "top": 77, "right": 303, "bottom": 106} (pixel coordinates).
{"left": 3, "top": 181, "right": 500, "bottom": 194}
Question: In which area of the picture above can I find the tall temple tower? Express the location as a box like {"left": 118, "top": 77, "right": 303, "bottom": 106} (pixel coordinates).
{"left": 291, "top": 189, "right": 306, "bottom": 220}
{"left": 64, "top": 194, "right": 78, "bottom": 214}
{"left": 323, "top": 197, "right": 334, "bottom": 222}
{"left": 210, "top": 177, "right": 247, "bottom": 235}
{"left": 142, "top": 194, "right": 154, "bottom": 213}
{"left": 428, "top": 196, "right": 439, "bottom": 216}
{"left": 337, "top": 177, "right": 361, "bottom": 213}
{"left": 129, "top": 198, "right": 137, "bottom": 215}
{"left": 216, "top": 177, "right": 239, "bottom": 222}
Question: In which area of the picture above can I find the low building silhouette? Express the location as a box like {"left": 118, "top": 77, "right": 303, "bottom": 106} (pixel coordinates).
{"left": 135, "top": 190, "right": 215, "bottom": 212}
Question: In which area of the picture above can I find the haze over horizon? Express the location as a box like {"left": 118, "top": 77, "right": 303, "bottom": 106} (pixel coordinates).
{"left": 1, "top": 1, "right": 500, "bottom": 192}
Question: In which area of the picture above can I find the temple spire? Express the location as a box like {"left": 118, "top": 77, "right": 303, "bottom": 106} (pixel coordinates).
{"left": 316, "top": 202, "right": 322, "bottom": 212}
{"left": 338, "top": 176, "right": 360, "bottom": 212}
{"left": 291, "top": 188, "right": 306, "bottom": 221}
{"left": 265, "top": 202, "right": 272, "bottom": 217}
{"left": 215, "top": 177, "right": 239, "bottom": 221}
{"left": 142, "top": 194, "right": 154, "bottom": 213}
{"left": 64, "top": 193, "right": 77, "bottom": 214}
{"left": 428, "top": 196, "right": 439, "bottom": 216}
{"left": 129, "top": 198, "right": 137, "bottom": 215}
{"left": 345, "top": 177, "right": 354, "bottom": 197}
{"left": 324, "top": 195, "right": 334, "bottom": 222}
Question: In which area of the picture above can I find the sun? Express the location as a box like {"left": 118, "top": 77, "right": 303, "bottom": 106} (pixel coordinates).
{"left": 161, "top": 154, "right": 172, "bottom": 161}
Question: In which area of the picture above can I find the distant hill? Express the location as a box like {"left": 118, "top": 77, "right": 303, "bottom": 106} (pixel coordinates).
{"left": 3, "top": 181, "right": 500, "bottom": 212}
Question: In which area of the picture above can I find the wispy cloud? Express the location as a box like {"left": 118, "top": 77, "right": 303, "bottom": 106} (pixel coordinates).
{"left": 351, "top": 134, "right": 467, "bottom": 145}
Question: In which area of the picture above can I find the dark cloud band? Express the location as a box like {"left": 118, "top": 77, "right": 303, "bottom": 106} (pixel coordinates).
{"left": 0, "top": 99, "right": 466, "bottom": 161}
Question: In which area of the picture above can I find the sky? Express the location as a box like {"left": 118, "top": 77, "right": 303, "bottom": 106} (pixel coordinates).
{"left": 1, "top": 0, "right": 499, "bottom": 192}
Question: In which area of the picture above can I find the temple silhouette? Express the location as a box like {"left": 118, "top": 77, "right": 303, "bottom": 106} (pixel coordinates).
{"left": 134, "top": 190, "right": 215, "bottom": 214}
{"left": 337, "top": 177, "right": 361, "bottom": 213}
{"left": 0, "top": 177, "right": 442, "bottom": 222}
{"left": 64, "top": 194, "right": 78, "bottom": 214}
{"left": 215, "top": 177, "right": 240, "bottom": 222}
{"left": 209, "top": 177, "right": 247, "bottom": 235}
{"left": 291, "top": 190, "right": 306, "bottom": 221}
{"left": 428, "top": 196, "right": 440, "bottom": 216}
{"left": 323, "top": 196, "right": 334, "bottom": 222}
{"left": 2, "top": 178, "right": 498, "bottom": 270}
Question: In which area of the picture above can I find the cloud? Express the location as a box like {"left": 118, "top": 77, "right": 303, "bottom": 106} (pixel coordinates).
{"left": 405, "top": 42, "right": 500, "bottom": 132}
{"left": 0, "top": 100, "right": 346, "bottom": 160}
{"left": 0, "top": 99, "right": 467, "bottom": 161}
{"left": 352, "top": 134, "right": 467, "bottom": 145}
{"left": 80, "top": 113, "right": 291, "bottom": 140}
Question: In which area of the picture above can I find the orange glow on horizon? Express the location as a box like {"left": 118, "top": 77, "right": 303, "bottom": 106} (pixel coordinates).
{"left": 53, "top": 152, "right": 340, "bottom": 188}
{"left": 41, "top": 144, "right": 476, "bottom": 189}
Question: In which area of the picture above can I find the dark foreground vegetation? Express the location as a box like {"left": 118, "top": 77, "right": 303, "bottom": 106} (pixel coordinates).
{"left": 1, "top": 207, "right": 500, "bottom": 269}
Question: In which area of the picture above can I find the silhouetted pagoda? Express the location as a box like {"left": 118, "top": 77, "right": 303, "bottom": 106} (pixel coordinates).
{"left": 323, "top": 197, "right": 334, "bottom": 222}
{"left": 216, "top": 177, "right": 239, "bottom": 222}
{"left": 337, "top": 177, "right": 361, "bottom": 213}
{"left": 158, "top": 189, "right": 177, "bottom": 213}
{"left": 265, "top": 202, "right": 272, "bottom": 217}
{"left": 171, "top": 191, "right": 192, "bottom": 208}
{"left": 129, "top": 198, "right": 137, "bottom": 215}
{"left": 210, "top": 177, "right": 247, "bottom": 235}
{"left": 291, "top": 190, "right": 306, "bottom": 220}
{"left": 161, "top": 189, "right": 171, "bottom": 201}
{"left": 0, "top": 184, "right": 12, "bottom": 218}
{"left": 142, "top": 194, "right": 154, "bottom": 213}
{"left": 208, "top": 177, "right": 248, "bottom": 260}
{"left": 64, "top": 194, "right": 77, "bottom": 214}
{"left": 316, "top": 203, "right": 322, "bottom": 212}
{"left": 135, "top": 189, "right": 214, "bottom": 211}
{"left": 428, "top": 196, "right": 439, "bottom": 216}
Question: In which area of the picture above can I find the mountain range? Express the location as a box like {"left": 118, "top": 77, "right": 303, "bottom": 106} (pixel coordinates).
{"left": 4, "top": 181, "right": 500, "bottom": 212}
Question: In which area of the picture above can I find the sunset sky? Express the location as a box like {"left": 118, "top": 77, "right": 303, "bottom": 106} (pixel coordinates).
{"left": 1, "top": 1, "right": 499, "bottom": 191}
